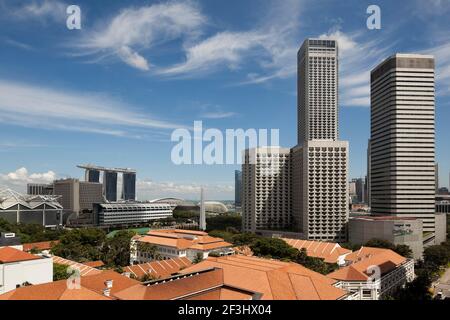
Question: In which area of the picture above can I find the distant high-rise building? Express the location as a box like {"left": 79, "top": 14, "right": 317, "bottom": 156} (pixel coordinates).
{"left": 122, "top": 173, "right": 136, "bottom": 201}
{"left": 370, "top": 54, "right": 436, "bottom": 233}
{"left": 85, "top": 169, "right": 100, "bottom": 183}
{"left": 27, "top": 183, "right": 54, "bottom": 195}
{"left": 234, "top": 170, "right": 242, "bottom": 207}
{"left": 103, "top": 171, "right": 118, "bottom": 202}
{"left": 292, "top": 39, "right": 349, "bottom": 242}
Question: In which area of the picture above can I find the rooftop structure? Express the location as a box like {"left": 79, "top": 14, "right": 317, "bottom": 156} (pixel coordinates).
{"left": 131, "top": 229, "right": 233, "bottom": 264}
{"left": 180, "top": 255, "right": 350, "bottom": 300}
{"left": 0, "top": 188, "right": 63, "bottom": 227}
{"left": 123, "top": 257, "right": 192, "bottom": 280}
{"left": 282, "top": 238, "right": 351, "bottom": 265}
{"left": 77, "top": 164, "right": 136, "bottom": 174}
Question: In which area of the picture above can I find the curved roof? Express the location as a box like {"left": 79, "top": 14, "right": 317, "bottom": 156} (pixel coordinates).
{"left": 0, "top": 188, "right": 62, "bottom": 210}
{"left": 199, "top": 201, "right": 228, "bottom": 213}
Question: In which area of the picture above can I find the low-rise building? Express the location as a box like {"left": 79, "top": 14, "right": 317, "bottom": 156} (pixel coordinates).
{"left": 93, "top": 202, "right": 173, "bottom": 227}
{"left": 327, "top": 247, "right": 414, "bottom": 300}
{"left": 282, "top": 238, "right": 351, "bottom": 266}
{"left": 349, "top": 215, "right": 424, "bottom": 259}
{"left": 179, "top": 255, "right": 355, "bottom": 300}
{"left": 0, "top": 188, "right": 63, "bottom": 227}
{"left": 130, "top": 229, "right": 233, "bottom": 264}
{"left": 0, "top": 246, "right": 53, "bottom": 294}
{"left": 0, "top": 233, "right": 22, "bottom": 250}
{"left": 123, "top": 257, "right": 192, "bottom": 280}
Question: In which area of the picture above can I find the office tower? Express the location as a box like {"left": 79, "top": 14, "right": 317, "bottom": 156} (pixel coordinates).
{"left": 292, "top": 39, "right": 349, "bottom": 242}
{"left": 370, "top": 54, "right": 436, "bottom": 233}
{"left": 199, "top": 188, "right": 206, "bottom": 231}
{"left": 27, "top": 183, "right": 54, "bottom": 195}
{"left": 367, "top": 139, "right": 372, "bottom": 208}
{"left": 234, "top": 170, "right": 242, "bottom": 207}
{"left": 349, "top": 180, "right": 357, "bottom": 203}
{"left": 85, "top": 169, "right": 100, "bottom": 183}
{"left": 242, "top": 147, "right": 292, "bottom": 233}
{"left": 103, "top": 171, "right": 118, "bottom": 202}
{"left": 122, "top": 173, "right": 136, "bottom": 201}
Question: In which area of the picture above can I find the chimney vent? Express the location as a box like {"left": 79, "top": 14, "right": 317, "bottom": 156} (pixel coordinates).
{"left": 104, "top": 279, "right": 113, "bottom": 288}
{"left": 103, "top": 288, "right": 111, "bottom": 297}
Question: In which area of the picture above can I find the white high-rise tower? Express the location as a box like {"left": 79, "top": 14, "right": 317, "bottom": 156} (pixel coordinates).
{"left": 292, "top": 39, "right": 349, "bottom": 242}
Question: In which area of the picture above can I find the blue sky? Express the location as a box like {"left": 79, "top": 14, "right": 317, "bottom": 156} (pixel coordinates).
{"left": 0, "top": 0, "right": 449, "bottom": 200}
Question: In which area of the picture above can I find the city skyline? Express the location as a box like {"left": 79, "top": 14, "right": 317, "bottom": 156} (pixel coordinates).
{"left": 1, "top": 0, "right": 450, "bottom": 200}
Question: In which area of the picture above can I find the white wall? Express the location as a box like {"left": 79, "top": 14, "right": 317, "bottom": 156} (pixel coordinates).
{"left": 0, "top": 258, "right": 53, "bottom": 294}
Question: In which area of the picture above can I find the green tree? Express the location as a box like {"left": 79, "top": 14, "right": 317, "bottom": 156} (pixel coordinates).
{"left": 103, "top": 230, "right": 136, "bottom": 267}
{"left": 365, "top": 238, "right": 395, "bottom": 250}
{"left": 249, "top": 238, "right": 298, "bottom": 260}
{"left": 193, "top": 252, "right": 204, "bottom": 264}
{"left": 53, "top": 263, "right": 70, "bottom": 281}
{"left": 137, "top": 242, "right": 160, "bottom": 261}
{"left": 208, "top": 230, "right": 234, "bottom": 243}
{"left": 206, "top": 215, "right": 242, "bottom": 231}
{"left": 423, "top": 245, "right": 450, "bottom": 267}
{"left": 394, "top": 244, "right": 413, "bottom": 259}
{"left": 231, "top": 232, "right": 259, "bottom": 246}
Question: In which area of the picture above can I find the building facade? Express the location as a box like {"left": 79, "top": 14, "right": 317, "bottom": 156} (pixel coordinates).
{"left": 122, "top": 173, "right": 136, "bottom": 201}
{"left": 0, "top": 189, "right": 62, "bottom": 227}
{"left": 26, "top": 183, "right": 54, "bottom": 196}
{"left": 369, "top": 54, "right": 436, "bottom": 233}
{"left": 242, "top": 147, "right": 292, "bottom": 233}
{"left": 349, "top": 216, "right": 424, "bottom": 259}
{"left": 0, "top": 247, "right": 53, "bottom": 295}
{"left": 93, "top": 202, "right": 173, "bottom": 226}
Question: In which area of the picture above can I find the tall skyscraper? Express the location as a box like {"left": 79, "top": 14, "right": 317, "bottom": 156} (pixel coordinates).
{"left": 242, "top": 38, "right": 349, "bottom": 242}
{"left": 122, "top": 173, "right": 136, "bottom": 201}
{"left": 234, "top": 170, "right": 242, "bottom": 207}
{"left": 370, "top": 54, "right": 436, "bottom": 233}
{"left": 292, "top": 39, "right": 349, "bottom": 242}
{"left": 297, "top": 39, "right": 338, "bottom": 143}
{"left": 103, "top": 171, "right": 118, "bottom": 202}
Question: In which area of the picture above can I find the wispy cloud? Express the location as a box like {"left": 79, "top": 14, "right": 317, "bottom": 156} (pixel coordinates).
{"left": 73, "top": 1, "right": 206, "bottom": 71}
{"left": 423, "top": 41, "right": 450, "bottom": 97}
{"left": 0, "top": 79, "right": 185, "bottom": 138}
{"left": 1, "top": 0, "right": 67, "bottom": 23}
{"left": 317, "top": 29, "right": 394, "bottom": 107}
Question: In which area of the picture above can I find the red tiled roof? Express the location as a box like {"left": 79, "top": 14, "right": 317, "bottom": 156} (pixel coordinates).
{"left": 124, "top": 257, "right": 192, "bottom": 280}
{"left": 282, "top": 238, "right": 351, "bottom": 264}
{"left": 22, "top": 240, "right": 59, "bottom": 252}
{"left": 180, "top": 255, "right": 348, "bottom": 300}
{"left": 0, "top": 280, "right": 111, "bottom": 300}
{"left": 0, "top": 246, "right": 41, "bottom": 264}
{"left": 82, "top": 261, "right": 105, "bottom": 268}
{"left": 114, "top": 268, "right": 257, "bottom": 300}
{"left": 137, "top": 229, "right": 232, "bottom": 252}
{"left": 52, "top": 256, "right": 103, "bottom": 276}
{"left": 328, "top": 247, "right": 407, "bottom": 281}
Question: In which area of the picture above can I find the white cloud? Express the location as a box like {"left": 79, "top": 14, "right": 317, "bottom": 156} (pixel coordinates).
{"left": 159, "top": 31, "right": 267, "bottom": 76}
{"left": 318, "top": 30, "right": 393, "bottom": 107}
{"left": 200, "top": 111, "right": 237, "bottom": 119}
{"left": 0, "top": 167, "right": 56, "bottom": 191}
{"left": 0, "top": 79, "right": 185, "bottom": 137}
{"left": 423, "top": 41, "right": 450, "bottom": 97}
{"left": 74, "top": 1, "right": 206, "bottom": 71}
{"left": 3, "top": 0, "right": 67, "bottom": 22}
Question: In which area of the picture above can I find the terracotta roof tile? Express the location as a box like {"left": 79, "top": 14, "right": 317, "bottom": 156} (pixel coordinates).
{"left": 0, "top": 246, "right": 41, "bottom": 263}
{"left": 124, "top": 257, "right": 192, "bottom": 279}
{"left": 282, "top": 238, "right": 351, "bottom": 264}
